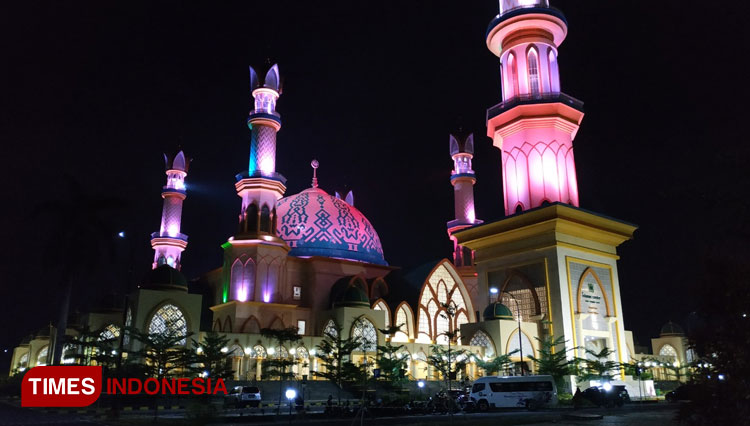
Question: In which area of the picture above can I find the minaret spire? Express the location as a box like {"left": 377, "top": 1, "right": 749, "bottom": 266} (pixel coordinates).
{"left": 151, "top": 149, "right": 191, "bottom": 270}
{"left": 447, "top": 133, "right": 481, "bottom": 267}
{"left": 485, "top": 0, "right": 584, "bottom": 215}
{"left": 311, "top": 159, "right": 319, "bottom": 188}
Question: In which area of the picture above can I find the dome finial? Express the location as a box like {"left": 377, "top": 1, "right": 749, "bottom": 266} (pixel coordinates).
{"left": 310, "top": 159, "right": 319, "bottom": 188}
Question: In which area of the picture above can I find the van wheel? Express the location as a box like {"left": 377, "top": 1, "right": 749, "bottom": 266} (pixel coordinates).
{"left": 478, "top": 400, "right": 489, "bottom": 412}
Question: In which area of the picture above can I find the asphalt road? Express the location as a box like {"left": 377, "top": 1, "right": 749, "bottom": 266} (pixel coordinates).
{"left": 0, "top": 400, "right": 679, "bottom": 426}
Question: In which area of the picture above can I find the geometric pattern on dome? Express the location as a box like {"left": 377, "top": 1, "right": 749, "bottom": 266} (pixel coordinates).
{"left": 148, "top": 303, "right": 188, "bottom": 345}
{"left": 276, "top": 187, "right": 386, "bottom": 265}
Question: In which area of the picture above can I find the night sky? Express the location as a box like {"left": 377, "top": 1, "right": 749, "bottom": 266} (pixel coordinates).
{"left": 2, "top": 1, "right": 748, "bottom": 366}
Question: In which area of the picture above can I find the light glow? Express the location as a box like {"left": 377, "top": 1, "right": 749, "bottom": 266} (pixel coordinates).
{"left": 285, "top": 389, "right": 297, "bottom": 400}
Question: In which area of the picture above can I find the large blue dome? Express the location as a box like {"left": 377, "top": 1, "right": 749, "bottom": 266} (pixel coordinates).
{"left": 275, "top": 187, "right": 387, "bottom": 265}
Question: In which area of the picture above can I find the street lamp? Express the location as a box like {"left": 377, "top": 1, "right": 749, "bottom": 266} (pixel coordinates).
{"left": 417, "top": 380, "right": 425, "bottom": 400}
{"left": 285, "top": 388, "right": 297, "bottom": 422}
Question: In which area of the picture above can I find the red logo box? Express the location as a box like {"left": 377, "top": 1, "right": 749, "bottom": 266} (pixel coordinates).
{"left": 22, "top": 366, "right": 102, "bottom": 407}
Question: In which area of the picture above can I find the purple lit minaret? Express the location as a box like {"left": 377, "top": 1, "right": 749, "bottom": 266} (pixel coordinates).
{"left": 447, "top": 133, "right": 481, "bottom": 267}
{"left": 235, "top": 64, "right": 286, "bottom": 234}
{"left": 221, "top": 64, "right": 290, "bottom": 305}
{"left": 151, "top": 150, "right": 191, "bottom": 270}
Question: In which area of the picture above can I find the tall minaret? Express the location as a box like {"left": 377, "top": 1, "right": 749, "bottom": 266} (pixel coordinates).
{"left": 151, "top": 150, "right": 191, "bottom": 270}
{"left": 221, "top": 64, "right": 290, "bottom": 306}
{"left": 235, "top": 64, "right": 286, "bottom": 235}
{"left": 447, "top": 133, "right": 482, "bottom": 267}
{"left": 486, "top": 0, "right": 584, "bottom": 215}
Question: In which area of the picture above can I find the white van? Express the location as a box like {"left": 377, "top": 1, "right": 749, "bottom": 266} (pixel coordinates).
{"left": 469, "top": 375, "right": 558, "bottom": 410}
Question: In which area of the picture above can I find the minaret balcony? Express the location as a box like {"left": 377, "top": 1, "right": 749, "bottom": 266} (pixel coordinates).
{"left": 487, "top": 92, "right": 583, "bottom": 121}
{"left": 151, "top": 231, "right": 189, "bottom": 242}
{"left": 489, "top": 4, "right": 566, "bottom": 33}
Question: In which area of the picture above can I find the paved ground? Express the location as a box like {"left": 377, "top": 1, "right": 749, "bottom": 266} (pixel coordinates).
{"left": 0, "top": 398, "right": 680, "bottom": 426}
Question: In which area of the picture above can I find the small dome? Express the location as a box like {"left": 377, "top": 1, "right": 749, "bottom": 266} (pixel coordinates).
{"left": 276, "top": 187, "right": 386, "bottom": 265}
{"left": 333, "top": 285, "right": 370, "bottom": 308}
{"left": 483, "top": 302, "right": 514, "bottom": 321}
{"left": 660, "top": 321, "right": 685, "bottom": 336}
{"left": 147, "top": 265, "right": 188, "bottom": 291}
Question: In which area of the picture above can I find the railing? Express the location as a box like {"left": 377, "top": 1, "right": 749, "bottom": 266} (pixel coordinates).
{"left": 151, "top": 231, "right": 189, "bottom": 241}
{"left": 486, "top": 92, "right": 584, "bottom": 119}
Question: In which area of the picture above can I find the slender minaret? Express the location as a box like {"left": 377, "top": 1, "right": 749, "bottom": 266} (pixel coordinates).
{"left": 151, "top": 150, "right": 191, "bottom": 270}
{"left": 235, "top": 64, "right": 286, "bottom": 235}
{"left": 222, "top": 64, "right": 290, "bottom": 305}
{"left": 486, "top": 0, "right": 584, "bottom": 215}
{"left": 447, "top": 133, "right": 482, "bottom": 267}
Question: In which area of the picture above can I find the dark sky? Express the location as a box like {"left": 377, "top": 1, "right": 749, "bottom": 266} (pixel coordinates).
{"left": 2, "top": 1, "right": 748, "bottom": 365}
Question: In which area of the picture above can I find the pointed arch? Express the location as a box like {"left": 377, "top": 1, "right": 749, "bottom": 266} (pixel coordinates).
{"left": 372, "top": 298, "right": 391, "bottom": 329}
{"left": 241, "top": 316, "right": 261, "bottom": 334}
{"left": 500, "top": 270, "right": 542, "bottom": 320}
{"left": 415, "top": 259, "right": 477, "bottom": 342}
{"left": 260, "top": 204, "right": 271, "bottom": 233}
{"left": 245, "top": 203, "right": 259, "bottom": 233}
{"left": 506, "top": 329, "right": 535, "bottom": 360}
{"left": 508, "top": 52, "right": 519, "bottom": 98}
{"left": 526, "top": 45, "right": 541, "bottom": 96}
{"left": 268, "top": 316, "right": 284, "bottom": 330}
{"left": 223, "top": 316, "right": 233, "bottom": 333}
{"left": 213, "top": 319, "right": 222, "bottom": 332}
{"left": 469, "top": 330, "right": 496, "bottom": 358}
{"left": 576, "top": 267, "right": 612, "bottom": 316}
{"left": 369, "top": 277, "right": 389, "bottom": 300}
{"left": 147, "top": 301, "right": 189, "bottom": 345}
{"left": 393, "top": 302, "right": 415, "bottom": 342}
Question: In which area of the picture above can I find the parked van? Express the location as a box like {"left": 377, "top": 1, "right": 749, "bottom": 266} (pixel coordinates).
{"left": 469, "top": 375, "right": 557, "bottom": 410}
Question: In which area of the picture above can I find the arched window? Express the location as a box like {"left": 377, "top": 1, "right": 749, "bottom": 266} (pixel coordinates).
{"left": 373, "top": 300, "right": 390, "bottom": 329}
{"left": 260, "top": 205, "right": 271, "bottom": 233}
{"left": 278, "top": 346, "right": 289, "bottom": 359}
{"left": 296, "top": 347, "right": 309, "bottom": 360}
{"left": 508, "top": 53, "right": 519, "bottom": 98}
{"left": 507, "top": 330, "right": 534, "bottom": 360}
{"left": 547, "top": 48, "right": 558, "bottom": 92}
{"left": 246, "top": 203, "right": 259, "bottom": 233}
{"left": 98, "top": 324, "right": 121, "bottom": 342}
{"left": 393, "top": 304, "right": 412, "bottom": 342}
{"left": 527, "top": 47, "right": 541, "bottom": 96}
{"left": 659, "top": 344, "right": 678, "bottom": 357}
{"left": 36, "top": 346, "right": 49, "bottom": 366}
{"left": 18, "top": 353, "right": 29, "bottom": 369}
{"left": 416, "top": 263, "right": 473, "bottom": 343}
{"left": 470, "top": 331, "right": 495, "bottom": 358}
{"left": 231, "top": 257, "right": 256, "bottom": 302}
{"left": 351, "top": 318, "right": 377, "bottom": 352}
{"left": 253, "top": 345, "right": 267, "bottom": 359}
{"left": 435, "top": 311, "right": 450, "bottom": 344}
{"left": 148, "top": 303, "right": 188, "bottom": 345}
{"left": 323, "top": 319, "right": 339, "bottom": 338}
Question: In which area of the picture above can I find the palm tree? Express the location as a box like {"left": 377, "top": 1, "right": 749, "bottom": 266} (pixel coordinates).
{"left": 37, "top": 177, "right": 125, "bottom": 365}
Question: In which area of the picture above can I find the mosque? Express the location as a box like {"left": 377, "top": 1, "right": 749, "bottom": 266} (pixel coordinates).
{"left": 9, "top": 0, "right": 690, "bottom": 392}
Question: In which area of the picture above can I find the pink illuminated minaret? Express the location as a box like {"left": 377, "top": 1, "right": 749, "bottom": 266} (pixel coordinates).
{"left": 151, "top": 150, "right": 191, "bottom": 270}
{"left": 221, "top": 63, "right": 289, "bottom": 306}
{"left": 235, "top": 64, "right": 286, "bottom": 235}
{"left": 486, "top": 0, "right": 584, "bottom": 215}
{"left": 447, "top": 133, "right": 482, "bottom": 267}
